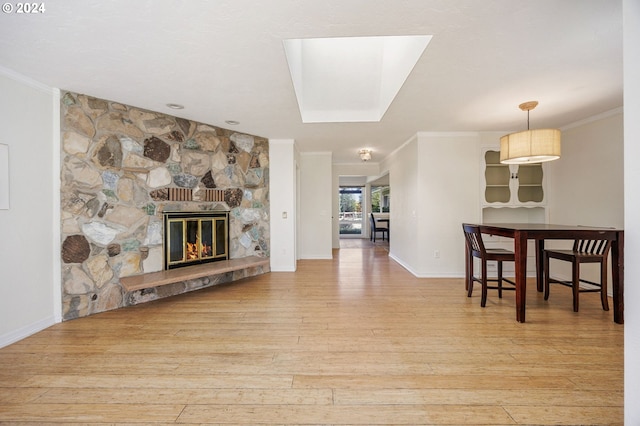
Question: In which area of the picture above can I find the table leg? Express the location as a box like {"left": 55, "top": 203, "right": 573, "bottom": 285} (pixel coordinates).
{"left": 464, "top": 241, "right": 473, "bottom": 291}
{"left": 535, "top": 239, "right": 544, "bottom": 292}
{"left": 612, "top": 231, "right": 624, "bottom": 324}
{"left": 514, "top": 230, "right": 528, "bottom": 322}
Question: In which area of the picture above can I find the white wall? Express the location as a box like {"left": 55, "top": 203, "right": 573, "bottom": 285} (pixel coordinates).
{"left": 548, "top": 111, "right": 624, "bottom": 228}
{"left": 385, "top": 133, "right": 481, "bottom": 277}
{"left": 385, "top": 136, "right": 420, "bottom": 272}
{"left": 624, "top": 0, "right": 640, "bottom": 421}
{"left": 268, "top": 139, "right": 297, "bottom": 271}
{"left": 546, "top": 111, "right": 624, "bottom": 286}
{"left": 299, "top": 152, "right": 333, "bottom": 259}
{"left": 0, "top": 70, "right": 57, "bottom": 347}
{"left": 416, "top": 133, "right": 482, "bottom": 276}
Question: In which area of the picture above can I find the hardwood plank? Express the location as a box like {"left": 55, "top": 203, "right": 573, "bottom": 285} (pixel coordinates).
{"left": 176, "top": 404, "right": 516, "bottom": 425}
{"left": 21, "top": 373, "right": 294, "bottom": 389}
{"left": 32, "top": 387, "right": 334, "bottom": 405}
{"left": 0, "top": 403, "right": 184, "bottom": 423}
{"left": 292, "top": 374, "right": 575, "bottom": 390}
{"left": 334, "top": 388, "right": 624, "bottom": 407}
{"left": 505, "top": 405, "right": 623, "bottom": 425}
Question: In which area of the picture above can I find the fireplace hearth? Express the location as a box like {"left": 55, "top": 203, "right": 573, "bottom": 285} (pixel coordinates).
{"left": 163, "top": 211, "right": 229, "bottom": 270}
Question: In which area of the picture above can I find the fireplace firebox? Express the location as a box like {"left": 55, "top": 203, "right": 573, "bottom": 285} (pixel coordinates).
{"left": 163, "top": 211, "right": 229, "bottom": 270}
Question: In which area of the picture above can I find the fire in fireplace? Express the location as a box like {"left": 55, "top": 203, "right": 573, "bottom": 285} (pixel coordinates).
{"left": 163, "top": 211, "right": 229, "bottom": 270}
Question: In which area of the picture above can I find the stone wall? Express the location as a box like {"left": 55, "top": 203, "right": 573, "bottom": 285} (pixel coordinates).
{"left": 60, "top": 91, "right": 270, "bottom": 320}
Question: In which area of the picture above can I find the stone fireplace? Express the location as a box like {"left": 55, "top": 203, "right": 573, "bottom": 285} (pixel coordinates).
{"left": 59, "top": 91, "right": 270, "bottom": 321}
{"left": 163, "top": 210, "right": 229, "bottom": 270}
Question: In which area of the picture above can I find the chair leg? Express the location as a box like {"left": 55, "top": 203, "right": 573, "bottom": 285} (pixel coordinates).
{"left": 481, "top": 260, "right": 488, "bottom": 307}
{"left": 601, "top": 259, "right": 610, "bottom": 311}
{"left": 572, "top": 261, "right": 580, "bottom": 312}
{"left": 464, "top": 245, "right": 469, "bottom": 292}
{"left": 544, "top": 253, "right": 550, "bottom": 301}
{"left": 467, "top": 257, "right": 474, "bottom": 297}
{"left": 497, "top": 261, "right": 503, "bottom": 298}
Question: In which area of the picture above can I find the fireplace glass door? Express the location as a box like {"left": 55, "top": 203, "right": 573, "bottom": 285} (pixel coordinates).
{"left": 164, "top": 212, "right": 229, "bottom": 269}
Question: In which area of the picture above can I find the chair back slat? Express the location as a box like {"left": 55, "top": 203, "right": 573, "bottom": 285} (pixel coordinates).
{"left": 572, "top": 239, "right": 612, "bottom": 256}
{"left": 462, "top": 224, "right": 486, "bottom": 256}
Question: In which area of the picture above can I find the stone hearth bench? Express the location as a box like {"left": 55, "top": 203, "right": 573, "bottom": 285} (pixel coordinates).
{"left": 120, "top": 256, "right": 270, "bottom": 292}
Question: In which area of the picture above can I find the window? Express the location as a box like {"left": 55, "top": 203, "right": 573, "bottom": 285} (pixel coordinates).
{"left": 371, "top": 185, "right": 390, "bottom": 213}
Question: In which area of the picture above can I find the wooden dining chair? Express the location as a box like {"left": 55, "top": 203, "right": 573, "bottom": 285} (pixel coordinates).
{"left": 462, "top": 224, "right": 516, "bottom": 307}
{"left": 370, "top": 213, "right": 389, "bottom": 242}
{"left": 544, "top": 239, "right": 612, "bottom": 312}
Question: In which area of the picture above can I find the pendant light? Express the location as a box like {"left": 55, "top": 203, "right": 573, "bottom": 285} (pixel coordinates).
{"left": 500, "top": 101, "right": 561, "bottom": 164}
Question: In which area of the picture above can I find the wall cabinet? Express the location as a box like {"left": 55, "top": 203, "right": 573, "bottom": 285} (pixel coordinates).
{"left": 481, "top": 149, "right": 548, "bottom": 225}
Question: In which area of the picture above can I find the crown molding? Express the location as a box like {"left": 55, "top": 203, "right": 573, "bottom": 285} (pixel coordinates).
{"left": 0, "top": 65, "right": 52, "bottom": 93}
{"left": 561, "top": 107, "right": 623, "bottom": 131}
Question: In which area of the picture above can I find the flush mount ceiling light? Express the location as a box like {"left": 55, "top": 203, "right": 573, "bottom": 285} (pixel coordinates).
{"left": 500, "top": 101, "right": 561, "bottom": 164}
{"left": 283, "top": 35, "right": 432, "bottom": 123}
{"left": 166, "top": 103, "right": 184, "bottom": 110}
{"left": 225, "top": 120, "right": 240, "bottom": 126}
{"left": 359, "top": 149, "right": 372, "bottom": 162}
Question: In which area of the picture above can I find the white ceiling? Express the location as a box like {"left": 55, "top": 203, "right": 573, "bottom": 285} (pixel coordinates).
{"left": 0, "top": 0, "right": 622, "bottom": 164}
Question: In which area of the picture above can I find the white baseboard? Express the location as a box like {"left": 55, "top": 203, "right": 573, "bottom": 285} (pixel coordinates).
{"left": 389, "top": 252, "right": 465, "bottom": 278}
{"left": 299, "top": 254, "right": 333, "bottom": 260}
{"left": 270, "top": 263, "right": 297, "bottom": 272}
{"left": 0, "top": 315, "right": 56, "bottom": 349}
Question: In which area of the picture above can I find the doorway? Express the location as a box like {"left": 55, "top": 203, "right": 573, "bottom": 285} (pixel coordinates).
{"left": 339, "top": 186, "right": 364, "bottom": 238}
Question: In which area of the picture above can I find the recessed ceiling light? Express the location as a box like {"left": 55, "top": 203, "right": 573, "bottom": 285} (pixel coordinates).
{"left": 166, "top": 103, "right": 184, "bottom": 110}
{"left": 225, "top": 120, "right": 240, "bottom": 125}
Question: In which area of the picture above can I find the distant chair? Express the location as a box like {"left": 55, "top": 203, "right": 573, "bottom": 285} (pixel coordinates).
{"left": 544, "top": 239, "right": 612, "bottom": 312}
{"left": 370, "top": 213, "right": 389, "bottom": 242}
{"left": 462, "top": 224, "right": 515, "bottom": 307}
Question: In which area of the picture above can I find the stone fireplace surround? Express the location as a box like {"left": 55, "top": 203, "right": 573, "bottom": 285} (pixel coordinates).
{"left": 60, "top": 91, "right": 270, "bottom": 320}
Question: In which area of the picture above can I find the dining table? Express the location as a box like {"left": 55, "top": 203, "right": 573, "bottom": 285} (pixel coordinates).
{"left": 463, "top": 223, "right": 624, "bottom": 324}
{"left": 376, "top": 218, "right": 390, "bottom": 234}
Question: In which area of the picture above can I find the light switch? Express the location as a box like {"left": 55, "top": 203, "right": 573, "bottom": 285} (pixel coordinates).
{"left": 282, "top": 211, "right": 287, "bottom": 219}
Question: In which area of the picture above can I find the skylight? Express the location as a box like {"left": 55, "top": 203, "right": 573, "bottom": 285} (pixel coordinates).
{"left": 283, "top": 35, "right": 432, "bottom": 123}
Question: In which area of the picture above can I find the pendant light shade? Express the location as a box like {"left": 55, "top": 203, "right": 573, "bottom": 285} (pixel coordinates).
{"left": 500, "top": 128, "right": 561, "bottom": 164}
{"left": 500, "top": 101, "right": 561, "bottom": 164}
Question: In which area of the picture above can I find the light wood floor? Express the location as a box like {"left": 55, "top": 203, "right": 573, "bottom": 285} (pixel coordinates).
{"left": 0, "top": 240, "right": 623, "bottom": 425}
